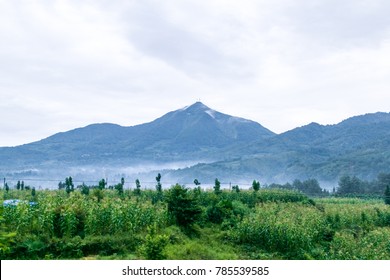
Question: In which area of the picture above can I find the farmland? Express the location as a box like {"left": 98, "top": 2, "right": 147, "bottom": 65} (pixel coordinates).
{"left": 1, "top": 184, "right": 390, "bottom": 260}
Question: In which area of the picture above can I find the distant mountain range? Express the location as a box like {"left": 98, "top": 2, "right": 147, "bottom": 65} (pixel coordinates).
{"left": 1, "top": 102, "right": 389, "bottom": 185}
{"left": 171, "top": 111, "right": 390, "bottom": 184}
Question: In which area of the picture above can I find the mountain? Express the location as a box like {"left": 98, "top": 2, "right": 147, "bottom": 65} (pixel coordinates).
{"left": 170, "top": 112, "right": 390, "bottom": 183}
{"left": 0, "top": 102, "right": 274, "bottom": 171}
{"left": 1, "top": 103, "right": 389, "bottom": 186}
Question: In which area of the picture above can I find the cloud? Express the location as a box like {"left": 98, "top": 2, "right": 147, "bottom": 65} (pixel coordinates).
{"left": 0, "top": 0, "right": 390, "bottom": 145}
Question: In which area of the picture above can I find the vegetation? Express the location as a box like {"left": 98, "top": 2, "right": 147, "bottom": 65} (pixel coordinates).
{"left": 1, "top": 175, "right": 390, "bottom": 260}
{"left": 385, "top": 185, "right": 390, "bottom": 205}
{"left": 166, "top": 184, "right": 202, "bottom": 229}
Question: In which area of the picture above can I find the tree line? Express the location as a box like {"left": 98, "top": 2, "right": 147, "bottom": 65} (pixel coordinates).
{"left": 3, "top": 172, "right": 390, "bottom": 204}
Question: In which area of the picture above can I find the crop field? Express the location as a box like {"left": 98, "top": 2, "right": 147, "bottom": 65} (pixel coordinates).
{"left": 1, "top": 185, "right": 390, "bottom": 260}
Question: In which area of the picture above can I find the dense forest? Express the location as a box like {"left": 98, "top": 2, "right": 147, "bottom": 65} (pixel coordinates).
{"left": 1, "top": 173, "right": 390, "bottom": 260}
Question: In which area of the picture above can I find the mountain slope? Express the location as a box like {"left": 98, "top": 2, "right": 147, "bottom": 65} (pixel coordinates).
{"left": 1, "top": 104, "right": 389, "bottom": 184}
{"left": 170, "top": 112, "right": 390, "bottom": 183}
{"left": 0, "top": 102, "right": 275, "bottom": 169}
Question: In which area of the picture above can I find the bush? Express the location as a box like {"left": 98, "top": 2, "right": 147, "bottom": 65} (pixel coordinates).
{"left": 207, "top": 199, "right": 233, "bottom": 224}
{"left": 166, "top": 184, "right": 202, "bottom": 229}
{"left": 141, "top": 224, "right": 169, "bottom": 260}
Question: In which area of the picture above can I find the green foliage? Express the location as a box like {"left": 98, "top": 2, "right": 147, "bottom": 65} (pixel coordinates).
{"left": 134, "top": 179, "right": 141, "bottom": 196}
{"left": 80, "top": 184, "right": 90, "bottom": 195}
{"left": 1, "top": 185, "right": 390, "bottom": 260}
{"left": 165, "top": 238, "right": 237, "bottom": 260}
{"left": 98, "top": 179, "right": 107, "bottom": 190}
{"left": 141, "top": 224, "right": 169, "bottom": 260}
{"left": 293, "top": 179, "right": 324, "bottom": 195}
{"left": 252, "top": 180, "right": 260, "bottom": 192}
{"left": 207, "top": 199, "right": 233, "bottom": 224}
{"left": 214, "top": 178, "right": 221, "bottom": 195}
{"left": 328, "top": 228, "right": 390, "bottom": 259}
{"left": 230, "top": 203, "right": 326, "bottom": 258}
{"left": 166, "top": 184, "right": 202, "bottom": 229}
{"left": 65, "top": 177, "right": 74, "bottom": 194}
{"left": 0, "top": 208, "right": 16, "bottom": 256}
{"left": 155, "top": 173, "right": 162, "bottom": 192}
{"left": 114, "top": 178, "right": 124, "bottom": 196}
{"left": 31, "top": 187, "right": 36, "bottom": 198}
{"left": 92, "top": 189, "right": 104, "bottom": 203}
{"left": 385, "top": 185, "right": 390, "bottom": 205}
{"left": 257, "top": 189, "right": 310, "bottom": 203}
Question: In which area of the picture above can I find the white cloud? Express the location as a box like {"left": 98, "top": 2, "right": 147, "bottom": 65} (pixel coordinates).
{"left": 0, "top": 0, "right": 390, "bottom": 145}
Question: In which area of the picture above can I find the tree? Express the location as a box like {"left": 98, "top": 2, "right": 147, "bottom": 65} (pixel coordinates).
{"left": 16, "top": 181, "right": 21, "bottom": 190}
{"left": 337, "top": 175, "right": 352, "bottom": 195}
{"left": 21, "top": 181, "right": 24, "bottom": 191}
{"left": 232, "top": 185, "right": 240, "bottom": 193}
{"left": 337, "top": 175, "right": 363, "bottom": 195}
{"left": 292, "top": 179, "right": 303, "bottom": 191}
{"left": 378, "top": 173, "right": 390, "bottom": 187}
{"left": 65, "top": 177, "right": 74, "bottom": 194}
{"left": 252, "top": 180, "right": 260, "bottom": 192}
{"left": 194, "top": 179, "right": 201, "bottom": 186}
{"left": 299, "top": 179, "right": 322, "bottom": 195}
{"left": 134, "top": 179, "right": 141, "bottom": 195}
{"left": 114, "top": 177, "right": 124, "bottom": 195}
{"left": 166, "top": 184, "right": 202, "bottom": 229}
{"left": 282, "top": 182, "right": 293, "bottom": 190}
{"left": 385, "top": 185, "right": 390, "bottom": 205}
{"left": 31, "top": 187, "right": 36, "bottom": 198}
{"left": 58, "top": 181, "right": 66, "bottom": 190}
{"left": 80, "top": 183, "right": 90, "bottom": 195}
{"left": 155, "top": 173, "right": 162, "bottom": 192}
{"left": 98, "top": 179, "right": 106, "bottom": 190}
{"left": 207, "top": 199, "right": 234, "bottom": 224}
{"left": 193, "top": 179, "right": 201, "bottom": 195}
{"left": 214, "top": 178, "right": 222, "bottom": 195}
{"left": 4, "top": 183, "right": 9, "bottom": 193}
{"left": 376, "top": 173, "right": 390, "bottom": 194}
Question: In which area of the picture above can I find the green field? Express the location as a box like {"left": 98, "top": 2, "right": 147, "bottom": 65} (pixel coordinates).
{"left": 1, "top": 186, "right": 390, "bottom": 260}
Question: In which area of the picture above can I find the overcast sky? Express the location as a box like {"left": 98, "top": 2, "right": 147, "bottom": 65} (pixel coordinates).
{"left": 1, "top": 0, "right": 390, "bottom": 146}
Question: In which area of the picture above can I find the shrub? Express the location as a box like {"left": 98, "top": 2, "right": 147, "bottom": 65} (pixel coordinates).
{"left": 141, "top": 224, "right": 169, "bottom": 260}
{"left": 166, "top": 184, "right": 202, "bottom": 229}
{"left": 207, "top": 199, "right": 233, "bottom": 224}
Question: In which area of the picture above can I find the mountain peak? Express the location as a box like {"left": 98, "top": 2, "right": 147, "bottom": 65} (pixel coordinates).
{"left": 180, "top": 101, "right": 210, "bottom": 112}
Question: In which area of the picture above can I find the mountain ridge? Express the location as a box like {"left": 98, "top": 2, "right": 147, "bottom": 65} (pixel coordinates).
{"left": 0, "top": 102, "right": 274, "bottom": 167}
{"left": 0, "top": 103, "right": 389, "bottom": 184}
{"left": 170, "top": 110, "right": 390, "bottom": 183}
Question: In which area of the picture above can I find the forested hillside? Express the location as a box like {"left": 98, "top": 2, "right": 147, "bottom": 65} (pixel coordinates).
{"left": 1, "top": 103, "right": 389, "bottom": 184}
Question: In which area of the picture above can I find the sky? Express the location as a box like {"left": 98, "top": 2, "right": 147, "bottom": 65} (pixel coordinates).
{"left": 1, "top": 0, "right": 390, "bottom": 147}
